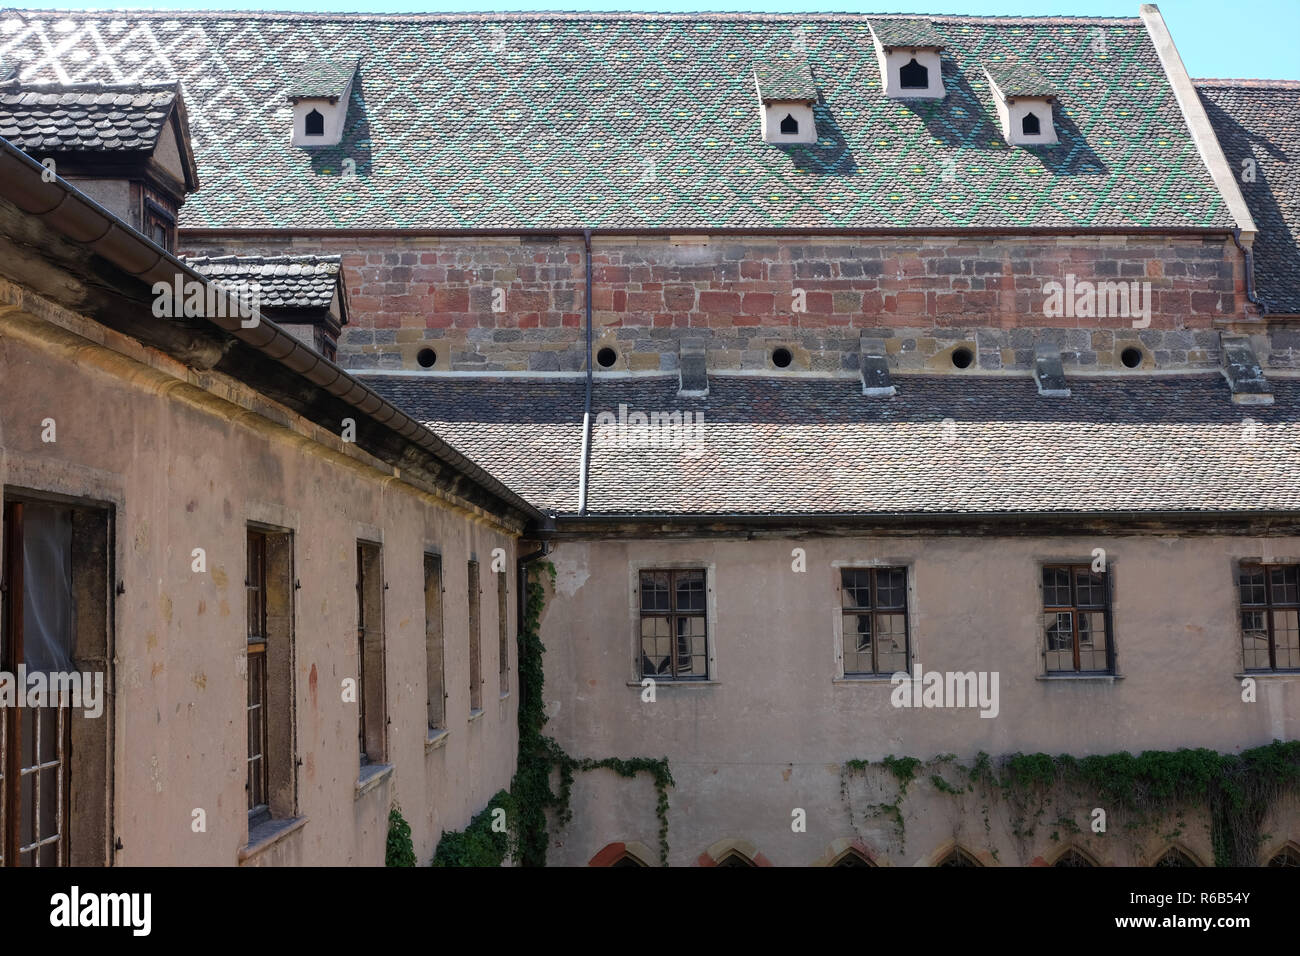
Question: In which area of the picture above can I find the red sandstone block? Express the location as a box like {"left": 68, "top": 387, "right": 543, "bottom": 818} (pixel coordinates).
{"left": 628, "top": 291, "right": 664, "bottom": 312}
{"left": 740, "top": 260, "right": 765, "bottom": 279}
{"left": 860, "top": 291, "right": 884, "bottom": 313}
{"left": 596, "top": 266, "right": 631, "bottom": 283}
{"left": 612, "top": 290, "right": 627, "bottom": 312}
{"left": 434, "top": 287, "right": 469, "bottom": 312}
{"left": 699, "top": 290, "right": 743, "bottom": 313}
{"left": 803, "top": 291, "right": 834, "bottom": 313}
{"left": 1190, "top": 291, "right": 1222, "bottom": 313}
{"left": 742, "top": 292, "right": 775, "bottom": 314}
{"left": 936, "top": 292, "right": 964, "bottom": 313}
{"left": 664, "top": 286, "right": 696, "bottom": 310}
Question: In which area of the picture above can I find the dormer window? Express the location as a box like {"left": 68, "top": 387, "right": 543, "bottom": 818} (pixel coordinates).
{"left": 286, "top": 58, "right": 359, "bottom": 148}
{"left": 983, "top": 60, "right": 1059, "bottom": 146}
{"left": 753, "top": 61, "right": 818, "bottom": 145}
{"left": 869, "top": 19, "right": 945, "bottom": 99}
{"left": 899, "top": 58, "right": 929, "bottom": 90}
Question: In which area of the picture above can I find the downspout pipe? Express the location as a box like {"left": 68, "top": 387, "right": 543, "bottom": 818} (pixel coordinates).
{"left": 1232, "top": 227, "right": 1268, "bottom": 315}
{"left": 577, "top": 228, "right": 593, "bottom": 516}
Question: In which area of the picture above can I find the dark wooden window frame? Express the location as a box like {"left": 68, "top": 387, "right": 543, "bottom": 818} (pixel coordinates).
{"left": 1041, "top": 563, "right": 1115, "bottom": 675}
{"left": 1238, "top": 562, "right": 1300, "bottom": 672}
{"left": 143, "top": 197, "right": 175, "bottom": 253}
{"left": 497, "top": 569, "right": 509, "bottom": 696}
{"left": 839, "top": 566, "right": 911, "bottom": 677}
{"left": 637, "top": 568, "right": 709, "bottom": 682}
{"left": 246, "top": 530, "right": 270, "bottom": 826}
{"left": 468, "top": 559, "right": 482, "bottom": 712}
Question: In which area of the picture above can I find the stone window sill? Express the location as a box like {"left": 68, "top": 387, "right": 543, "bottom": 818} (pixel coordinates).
{"left": 240, "top": 815, "right": 308, "bottom": 863}
{"left": 499, "top": 690, "right": 511, "bottom": 701}
{"left": 624, "top": 680, "right": 720, "bottom": 688}
{"left": 1035, "top": 674, "right": 1123, "bottom": 683}
{"left": 426, "top": 728, "right": 450, "bottom": 753}
{"left": 468, "top": 708, "right": 485, "bottom": 723}
{"left": 355, "top": 762, "right": 394, "bottom": 799}
{"left": 832, "top": 676, "right": 898, "bottom": 684}
{"left": 1236, "top": 671, "right": 1300, "bottom": 680}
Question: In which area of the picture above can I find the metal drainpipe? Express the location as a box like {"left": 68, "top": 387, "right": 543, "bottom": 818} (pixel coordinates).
{"left": 577, "top": 228, "right": 594, "bottom": 516}
{"left": 1232, "top": 227, "right": 1267, "bottom": 315}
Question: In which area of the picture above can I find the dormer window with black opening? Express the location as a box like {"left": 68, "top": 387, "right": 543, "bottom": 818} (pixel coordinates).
{"left": 287, "top": 58, "right": 359, "bottom": 147}
{"left": 983, "top": 60, "right": 1059, "bottom": 146}
{"left": 900, "top": 58, "right": 929, "bottom": 90}
{"left": 869, "top": 19, "right": 945, "bottom": 99}
{"left": 753, "top": 60, "right": 818, "bottom": 145}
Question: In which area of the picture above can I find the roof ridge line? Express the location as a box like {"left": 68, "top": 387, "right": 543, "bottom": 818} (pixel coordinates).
{"left": 1193, "top": 77, "right": 1300, "bottom": 89}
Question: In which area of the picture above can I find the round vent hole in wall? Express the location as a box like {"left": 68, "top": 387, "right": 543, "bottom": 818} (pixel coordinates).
{"left": 951, "top": 347, "right": 974, "bottom": 369}
{"left": 772, "top": 347, "right": 793, "bottom": 368}
{"left": 1120, "top": 347, "right": 1143, "bottom": 369}
{"left": 596, "top": 347, "right": 618, "bottom": 368}
{"left": 417, "top": 348, "right": 437, "bottom": 368}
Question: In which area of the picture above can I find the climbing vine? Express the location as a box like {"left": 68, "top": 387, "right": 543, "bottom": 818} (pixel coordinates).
{"left": 839, "top": 741, "right": 1300, "bottom": 865}
{"left": 434, "top": 559, "right": 675, "bottom": 866}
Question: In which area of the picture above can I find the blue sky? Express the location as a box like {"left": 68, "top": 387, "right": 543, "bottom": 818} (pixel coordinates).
{"left": 6, "top": 1, "right": 1297, "bottom": 80}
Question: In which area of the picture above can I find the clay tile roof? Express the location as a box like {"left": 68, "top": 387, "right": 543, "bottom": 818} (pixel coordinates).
{"left": 868, "top": 17, "right": 945, "bottom": 49}
{"left": 361, "top": 373, "right": 1300, "bottom": 518}
{"left": 0, "top": 79, "right": 178, "bottom": 153}
{"left": 185, "top": 254, "right": 343, "bottom": 311}
{"left": 1196, "top": 79, "right": 1300, "bottom": 315}
{"left": 285, "top": 59, "right": 358, "bottom": 101}
{"left": 0, "top": 10, "right": 1231, "bottom": 232}
{"left": 983, "top": 58, "right": 1057, "bottom": 98}
{"left": 753, "top": 60, "right": 818, "bottom": 103}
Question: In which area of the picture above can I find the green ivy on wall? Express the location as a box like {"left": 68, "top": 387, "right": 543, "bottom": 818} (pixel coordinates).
{"left": 433, "top": 559, "right": 674, "bottom": 867}
{"left": 385, "top": 805, "right": 416, "bottom": 867}
{"left": 840, "top": 740, "right": 1300, "bottom": 865}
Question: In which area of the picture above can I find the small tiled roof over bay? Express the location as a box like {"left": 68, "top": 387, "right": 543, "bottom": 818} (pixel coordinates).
{"left": 982, "top": 59, "right": 1057, "bottom": 98}
{"left": 363, "top": 373, "right": 1300, "bottom": 518}
{"left": 868, "top": 17, "right": 946, "bottom": 48}
{"left": 0, "top": 80, "right": 179, "bottom": 152}
{"left": 753, "top": 61, "right": 818, "bottom": 103}
{"left": 187, "top": 254, "right": 343, "bottom": 310}
{"left": 1197, "top": 79, "right": 1300, "bottom": 315}
{"left": 0, "top": 11, "right": 1230, "bottom": 232}
{"left": 285, "top": 59, "right": 358, "bottom": 101}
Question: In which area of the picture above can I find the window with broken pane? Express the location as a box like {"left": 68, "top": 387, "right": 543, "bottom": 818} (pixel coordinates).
{"left": 639, "top": 569, "right": 708, "bottom": 681}
{"left": 841, "top": 567, "right": 910, "bottom": 677}
{"left": 1238, "top": 564, "right": 1300, "bottom": 671}
{"left": 1042, "top": 564, "right": 1113, "bottom": 674}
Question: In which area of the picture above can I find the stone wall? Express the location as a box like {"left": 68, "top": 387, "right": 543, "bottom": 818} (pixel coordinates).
{"left": 182, "top": 233, "right": 1269, "bottom": 374}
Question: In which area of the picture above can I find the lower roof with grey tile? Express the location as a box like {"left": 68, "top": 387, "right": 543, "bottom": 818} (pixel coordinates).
{"left": 362, "top": 372, "right": 1300, "bottom": 518}
{"left": 186, "top": 254, "right": 344, "bottom": 311}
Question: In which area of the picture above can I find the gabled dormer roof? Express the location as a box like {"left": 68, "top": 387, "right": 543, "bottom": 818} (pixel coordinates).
{"left": 983, "top": 59, "right": 1057, "bottom": 100}
{"left": 285, "top": 59, "right": 359, "bottom": 103}
{"left": 753, "top": 61, "right": 818, "bottom": 104}
{"left": 868, "top": 18, "right": 946, "bottom": 50}
{"left": 0, "top": 79, "right": 199, "bottom": 192}
{"left": 186, "top": 253, "right": 348, "bottom": 327}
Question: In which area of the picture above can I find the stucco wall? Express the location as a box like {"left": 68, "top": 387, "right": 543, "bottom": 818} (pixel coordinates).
{"left": 0, "top": 284, "right": 519, "bottom": 866}
{"left": 536, "top": 535, "right": 1300, "bottom": 866}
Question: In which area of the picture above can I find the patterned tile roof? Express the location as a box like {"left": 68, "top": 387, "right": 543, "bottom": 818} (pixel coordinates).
{"left": 186, "top": 254, "right": 343, "bottom": 310}
{"left": 753, "top": 60, "right": 817, "bottom": 103}
{"left": 868, "top": 17, "right": 945, "bottom": 49}
{"left": 285, "top": 59, "right": 357, "bottom": 101}
{"left": 1196, "top": 80, "right": 1300, "bottom": 314}
{"left": 0, "top": 79, "right": 178, "bottom": 152}
{"left": 362, "top": 372, "right": 1300, "bottom": 517}
{"left": 983, "top": 59, "right": 1057, "bottom": 99}
{"left": 0, "top": 11, "right": 1231, "bottom": 232}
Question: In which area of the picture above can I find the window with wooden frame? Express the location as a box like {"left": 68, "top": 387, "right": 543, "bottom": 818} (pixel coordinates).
{"left": 2, "top": 495, "right": 112, "bottom": 867}
{"left": 1238, "top": 564, "right": 1300, "bottom": 672}
{"left": 638, "top": 569, "right": 708, "bottom": 681}
{"left": 143, "top": 198, "right": 175, "bottom": 253}
{"left": 424, "top": 554, "right": 446, "bottom": 735}
{"left": 468, "top": 559, "right": 482, "bottom": 713}
{"left": 245, "top": 527, "right": 296, "bottom": 834}
{"left": 356, "top": 542, "right": 386, "bottom": 766}
{"left": 1042, "top": 564, "right": 1114, "bottom": 674}
{"left": 497, "top": 569, "right": 509, "bottom": 696}
{"left": 840, "top": 567, "right": 910, "bottom": 677}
